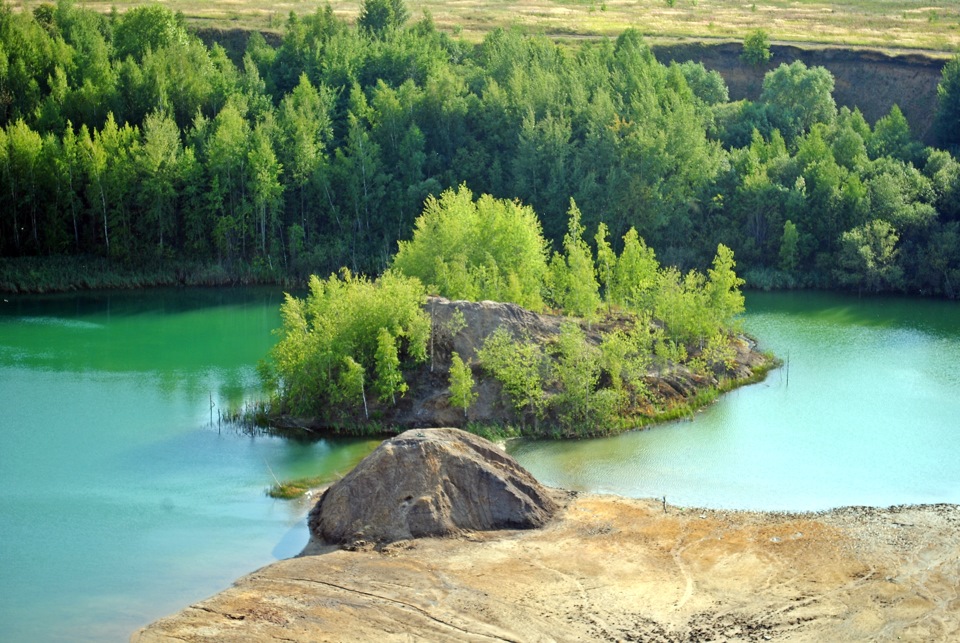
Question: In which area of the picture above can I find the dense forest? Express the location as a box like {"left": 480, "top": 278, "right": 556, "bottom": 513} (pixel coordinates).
{"left": 3, "top": 0, "right": 960, "bottom": 296}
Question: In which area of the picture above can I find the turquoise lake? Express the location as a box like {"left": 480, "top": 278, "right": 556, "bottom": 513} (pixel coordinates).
{"left": 1, "top": 288, "right": 959, "bottom": 641}
{"left": 509, "top": 291, "right": 960, "bottom": 510}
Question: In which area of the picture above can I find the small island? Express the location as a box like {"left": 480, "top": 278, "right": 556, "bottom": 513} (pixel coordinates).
{"left": 255, "top": 185, "right": 774, "bottom": 443}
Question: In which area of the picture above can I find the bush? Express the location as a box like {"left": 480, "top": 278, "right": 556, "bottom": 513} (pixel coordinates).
{"left": 262, "top": 269, "right": 429, "bottom": 417}
{"left": 392, "top": 184, "right": 550, "bottom": 311}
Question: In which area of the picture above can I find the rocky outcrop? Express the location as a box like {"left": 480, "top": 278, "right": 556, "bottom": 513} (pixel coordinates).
{"left": 308, "top": 428, "right": 560, "bottom": 546}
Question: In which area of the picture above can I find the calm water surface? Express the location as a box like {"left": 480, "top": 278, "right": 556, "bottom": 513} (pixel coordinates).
{"left": 3, "top": 289, "right": 960, "bottom": 642}
{"left": 0, "top": 289, "right": 378, "bottom": 643}
{"left": 508, "top": 291, "right": 960, "bottom": 511}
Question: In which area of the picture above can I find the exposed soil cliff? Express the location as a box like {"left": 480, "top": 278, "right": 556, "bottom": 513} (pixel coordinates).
{"left": 653, "top": 41, "right": 948, "bottom": 143}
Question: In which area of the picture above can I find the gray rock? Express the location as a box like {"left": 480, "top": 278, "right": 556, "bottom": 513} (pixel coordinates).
{"left": 308, "top": 428, "right": 559, "bottom": 546}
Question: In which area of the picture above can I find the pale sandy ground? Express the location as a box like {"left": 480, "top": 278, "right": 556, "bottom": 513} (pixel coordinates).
{"left": 133, "top": 493, "right": 960, "bottom": 642}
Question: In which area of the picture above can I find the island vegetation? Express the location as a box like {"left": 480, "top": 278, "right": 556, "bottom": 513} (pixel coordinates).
{"left": 255, "top": 185, "right": 771, "bottom": 439}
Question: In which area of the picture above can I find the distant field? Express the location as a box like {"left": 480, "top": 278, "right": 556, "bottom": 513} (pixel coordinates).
{"left": 9, "top": 0, "right": 960, "bottom": 52}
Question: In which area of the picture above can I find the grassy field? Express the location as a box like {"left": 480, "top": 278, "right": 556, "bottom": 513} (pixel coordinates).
{"left": 8, "top": 0, "right": 960, "bottom": 52}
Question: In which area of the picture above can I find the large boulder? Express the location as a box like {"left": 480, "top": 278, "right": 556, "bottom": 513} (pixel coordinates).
{"left": 308, "top": 428, "right": 559, "bottom": 546}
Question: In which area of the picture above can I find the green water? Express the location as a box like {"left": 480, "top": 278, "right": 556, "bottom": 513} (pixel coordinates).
{"left": 4, "top": 289, "right": 960, "bottom": 642}
{"left": 508, "top": 291, "right": 960, "bottom": 511}
{"left": 0, "top": 289, "right": 378, "bottom": 643}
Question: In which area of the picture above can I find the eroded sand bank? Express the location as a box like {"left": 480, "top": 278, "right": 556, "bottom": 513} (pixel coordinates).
{"left": 134, "top": 494, "right": 960, "bottom": 642}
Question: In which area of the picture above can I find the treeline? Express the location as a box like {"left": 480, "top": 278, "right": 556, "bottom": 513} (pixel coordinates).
{"left": 3, "top": 1, "right": 960, "bottom": 295}
{"left": 262, "top": 188, "right": 755, "bottom": 436}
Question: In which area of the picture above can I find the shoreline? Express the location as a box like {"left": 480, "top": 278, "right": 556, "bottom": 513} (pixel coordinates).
{"left": 134, "top": 493, "right": 960, "bottom": 642}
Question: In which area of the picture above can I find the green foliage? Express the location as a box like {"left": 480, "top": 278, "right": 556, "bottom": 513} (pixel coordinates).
{"left": 760, "top": 61, "right": 836, "bottom": 141}
{"left": 689, "top": 331, "right": 737, "bottom": 377}
{"left": 594, "top": 222, "right": 617, "bottom": 306}
{"left": 358, "top": 0, "right": 409, "bottom": 37}
{"left": 448, "top": 351, "right": 477, "bottom": 417}
{"left": 936, "top": 53, "right": 960, "bottom": 150}
{"left": 779, "top": 219, "right": 799, "bottom": 272}
{"left": 374, "top": 327, "right": 406, "bottom": 404}
{"left": 835, "top": 219, "right": 904, "bottom": 293}
{"left": 338, "top": 355, "right": 368, "bottom": 416}
{"left": 741, "top": 29, "right": 772, "bottom": 67}
{"left": 0, "top": 3, "right": 957, "bottom": 300}
{"left": 610, "top": 228, "right": 660, "bottom": 311}
{"left": 265, "top": 269, "right": 428, "bottom": 416}
{"left": 547, "top": 200, "right": 601, "bottom": 320}
{"left": 674, "top": 61, "right": 729, "bottom": 106}
{"left": 705, "top": 243, "right": 746, "bottom": 329}
{"left": 549, "top": 322, "right": 603, "bottom": 429}
{"left": 113, "top": 5, "right": 188, "bottom": 62}
{"left": 477, "top": 327, "right": 546, "bottom": 426}
{"left": 392, "top": 185, "right": 549, "bottom": 310}
{"left": 267, "top": 474, "right": 330, "bottom": 499}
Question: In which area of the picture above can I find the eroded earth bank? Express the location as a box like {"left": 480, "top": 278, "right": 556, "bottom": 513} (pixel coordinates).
{"left": 134, "top": 430, "right": 960, "bottom": 642}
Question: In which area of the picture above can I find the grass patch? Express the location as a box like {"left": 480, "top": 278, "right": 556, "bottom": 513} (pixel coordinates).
{"left": 0, "top": 254, "right": 298, "bottom": 294}
{"left": 267, "top": 475, "right": 330, "bottom": 499}
{"left": 9, "top": 0, "right": 959, "bottom": 52}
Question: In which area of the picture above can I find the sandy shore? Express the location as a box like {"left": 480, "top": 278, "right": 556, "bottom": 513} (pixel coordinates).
{"left": 133, "top": 493, "right": 960, "bottom": 642}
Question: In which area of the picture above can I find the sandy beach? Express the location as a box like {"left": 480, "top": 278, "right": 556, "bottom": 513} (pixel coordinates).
{"left": 134, "top": 493, "right": 960, "bottom": 642}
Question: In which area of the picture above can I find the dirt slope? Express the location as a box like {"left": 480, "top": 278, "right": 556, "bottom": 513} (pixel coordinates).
{"left": 133, "top": 494, "right": 960, "bottom": 642}
{"left": 653, "top": 42, "right": 947, "bottom": 143}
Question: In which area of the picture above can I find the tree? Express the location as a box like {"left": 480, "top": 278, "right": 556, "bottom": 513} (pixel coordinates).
{"left": 113, "top": 5, "right": 187, "bottom": 61}
{"left": 247, "top": 119, "right": 283, "bottom": 259}
{"left": 477, "top": 327, "right": 546, "bottom": 428}
{"left": 137, "top": 110, "right": 181, "bottom": 252}
{"left": 392, "top": 184, "right": 550, "bottom": 310}
{"left": 594, "top": 222, "right": 617, "bottom": 306}
{"left": 374, "top": 327, "right": 406, "bottom": 404}
{"left": 705, "top": 244, "right": 746, "bottom": 328}
{"left": 548, "top": 199, "right": 601, "bottom": 320}
{"left": 338, "top": 355, "right": 368, "bottom": 418}
{"left": 673, "top": 61, "right": 729, "bottom": 106}
{"left": 835, "top": 219, "right": 903, "bottom": 293}
{"left": 357, "top": 0, "right": 409, "bottom": 37}
{"left": 760, "top": 61, "right": 837, "bottom": 141}
{"left": 448, "top": 351, "right": 477, "bottom": 418}
{"left": 4, "top": 119, "right": 43, "bottom": 252}
{"left": 779, "top": 219, "right": 799, "bottom": 273}
{"left": 935, "top": 53, "right": 960, "bottom": 150}
{"left": 741, "top": 29, "right": 772, "bottom": 67}
{"left": 550, "top": 322, "right": 602, "bottom": 430}
{"left": 869, "top": 105, "right": 923, "bottom": 166}
{"left": 610, "top": 227, "right": 659, "bottom": 311}
{"left": 265, "top": 269, "right": 428, "bottom": 416}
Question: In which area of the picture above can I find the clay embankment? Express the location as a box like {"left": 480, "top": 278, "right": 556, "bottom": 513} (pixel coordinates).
{"left": 653, "top": 42, "right": 947, "bottom": 144}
